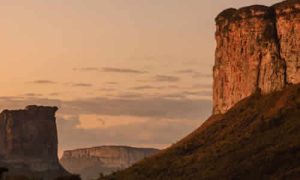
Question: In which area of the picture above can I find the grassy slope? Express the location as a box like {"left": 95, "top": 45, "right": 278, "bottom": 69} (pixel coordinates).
{"left": 103, "top": 84, "right": 300, "bottom": 180}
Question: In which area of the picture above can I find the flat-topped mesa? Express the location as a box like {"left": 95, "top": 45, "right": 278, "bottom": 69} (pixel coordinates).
{"left": 213, "top": 0, "right": 300, "bottom": 114}
{"left": 273, "top": 0, "right": 300, "bottom": 14}
{"left": 61, "top": 146, "right": 159, "bottom": 165}
{"left": 1, "top": 105, "right": 58, "bottom": 122}
{"left": 0, "top": 105, "right": 66, "bottom": 176}
{"left": 216, "top": 5, "right": 273, "bottom": 24}
{"left": 60, "top": 146, "right": 159, "bottom": 179}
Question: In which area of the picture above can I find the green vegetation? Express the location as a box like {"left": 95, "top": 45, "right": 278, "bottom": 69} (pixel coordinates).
{"left": 101, "top": 84, "right": 300, "bottom": 180}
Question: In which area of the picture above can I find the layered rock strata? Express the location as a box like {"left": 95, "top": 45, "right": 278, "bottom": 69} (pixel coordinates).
{"left": 0, "top": 105, "right": 67, "bottom": 178}
{"left": 274, "top": 1, "right": 300, "bottom": 84}
{"left": 60, "top": 146, "right": 159, "bottom": 180}
{"left": 213, "top": 1, "right": 300, "bottom": 114}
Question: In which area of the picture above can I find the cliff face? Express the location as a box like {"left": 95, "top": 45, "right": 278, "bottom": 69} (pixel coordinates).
{"left": 213, "top": 1, "right": 300, "bottom": 114}
{"left": 274, "top": 1, "right": 300, "bottom": 84}
{"left": 60, "top": 146, "right": 159, "bottom": 180}
{"left": 0, "top": 105, "right": 67, "bottom": 178}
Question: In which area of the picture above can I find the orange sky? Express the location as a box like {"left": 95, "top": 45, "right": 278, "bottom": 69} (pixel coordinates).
{"left": 0, "top": 0, "right": 281, "bottom": 155}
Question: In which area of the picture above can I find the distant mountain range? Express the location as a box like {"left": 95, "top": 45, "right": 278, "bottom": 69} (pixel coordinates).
{"left": 60, "top": 146, "right": 159, "bottom": 180}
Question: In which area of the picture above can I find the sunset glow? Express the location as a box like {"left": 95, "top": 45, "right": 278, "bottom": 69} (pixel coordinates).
{"left": 0, "top": 0, "right": 281, "bottom": 156}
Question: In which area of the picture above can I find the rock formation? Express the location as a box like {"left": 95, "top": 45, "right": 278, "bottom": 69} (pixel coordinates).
{"left": 0, "top": 105, "right": 68, "bottom": 179}
{"left": 60, "top": 146, "right": 159, "bottom": 180}
{"left": 274, "top": 1, "right": 300, "bottom": 84}
{"left": 98, "top": 2, "right": 300, "bottom": 179}
{"left": 213, "top": 0, "right": 300, "bottom": 114}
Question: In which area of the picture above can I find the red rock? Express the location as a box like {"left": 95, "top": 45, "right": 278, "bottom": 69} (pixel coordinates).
{"left": 274, "top": 1, "right": 300, "bottom": 84}
{"left": 213, "top": 1, "right": 300, "bottom": 114}
{"left": 0, "top": 105, "right": 68, "bottom": 179}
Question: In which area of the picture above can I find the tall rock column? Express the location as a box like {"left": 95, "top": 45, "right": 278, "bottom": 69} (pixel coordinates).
{"left": 213, "top": 6, "right": 286, "bottom": 114}
{"left": 274, "top": 1, "right": 300, "bottom": 84}
{"left": 0, "top": 105, "right": 64, "bottom": 173}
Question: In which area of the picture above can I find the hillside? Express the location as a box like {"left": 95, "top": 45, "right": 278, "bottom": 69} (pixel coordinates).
{"left": 102, "top": 84, "right": 300, "bottom": 180}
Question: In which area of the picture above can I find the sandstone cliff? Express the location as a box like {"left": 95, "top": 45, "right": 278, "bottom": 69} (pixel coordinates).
{"left": 60, "top": 146, "right": 159, "bottom": 180}
{"left": 0, "top": 105, "right": 68, "bottom": 179}
{"left": 213, "top": 0, "right": 300, "bottom": 114}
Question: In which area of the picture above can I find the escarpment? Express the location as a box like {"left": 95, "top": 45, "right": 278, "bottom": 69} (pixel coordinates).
{"left": 0, "top": 105, "right": 68, "bottom": 179}
{"left": 60, "top": 146, "right": 159, "bottom": 180}
{"left": 274, "top": 1, "right": 300, "bottom": 84}
{"left": 213, "top": 1, "right": 300, "bottom": 114}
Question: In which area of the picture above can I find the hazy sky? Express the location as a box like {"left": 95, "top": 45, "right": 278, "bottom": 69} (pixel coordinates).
{"left": 0, "top": 0, "right": 281, "bottom": 156}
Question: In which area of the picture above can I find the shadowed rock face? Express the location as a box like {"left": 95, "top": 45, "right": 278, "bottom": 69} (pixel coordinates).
{"left": 213, "top": 1, "right": 300, "bottom": 114}
{"left": 60, "top": 146, "right": 159, "bottom": 180}
{"left": 0, "top": 105, "right": 68, "bottom": 178}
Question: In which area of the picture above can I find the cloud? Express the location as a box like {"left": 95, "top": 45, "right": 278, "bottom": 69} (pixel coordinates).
{"left": 176, "top": 69, "right": 212, "bottom": 78}
{"left": 49, "top": 92, "right": 60, "bottom": 96}
{"left": 108, "top": 92, "right": 145, "bottom": 99}
{"left": 71, "top": 83, "right": 93, "bottom": 87}
{"left": 168, "top": 85, "right": 179, "bottom": 89}
{"left": 0, "top": 96, "right": 211, "bottom": 120}
{"left": 183, "top": 90, "right": 212, "bottom": 97}
{"left": 154, "top": 75, "right": 180, "bottom": 82}
{"left": 156, "top": 90, "right": 212, "bottom": 100}
{"left": 102, "top": 67, "right": 147, "bottom": 74}
{"left": 30, "top": 80, "right": 56, "bottom": 84}
{"left": 105, "top": 82, "right": 118, "bottom": 85}
{"left": 73, "top": 67, "right": 99, "bottom": 72}
{"left": 0, "top": 96, "right": 17, "bottom": 100}
{"left": 192, "top": 83, "right": 212, "bottom": 89}
{"left": 131, "top": 85, "right": 164, "bottom": 90}
{"left": 160, "top": 93, "right": 186, "bottom": 99}
{"left": 62, "top": 97, "right": 211, "bottom": 120}
{"left": 99, "top": 88, "right": 116, "bottom": 92}
{"left": 0, "top": 97, "right": 61, "bottom": 112}
{"left": 192, "top": 72, "right": 212, "bottom": 78}
{"left": 24, "top": 93, "right": 43, "bottom": 97}
{"left": 176, "top": 69, "right": 198, "bottom": 74}
{"left": 57, "top": 115, "right": 204, "bottom": 152}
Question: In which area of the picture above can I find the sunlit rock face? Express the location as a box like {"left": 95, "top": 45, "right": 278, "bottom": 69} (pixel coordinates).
{"left": 213, "top": 1, "right": 300, "bottom": 114}
{"left": 0, "top": 105, "right": 67, "bottom": 178}
{"left": 60, "top": 146, "right": 159, "bottom": 180}
{"left": 274, "top": 1, "right": 300, "bottom": 84}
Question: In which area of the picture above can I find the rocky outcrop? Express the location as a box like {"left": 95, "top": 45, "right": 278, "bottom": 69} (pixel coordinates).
{"left": 60, "top": 146, "right": 159, "bottom": 180}
{"left": 274, "top": 1, "right": 300, "bottom": 84}
{"left": 213, "top": 1, "right": 300, "bottom": 114}
{"left": 0, "top": 105, "right": 68, "bottom": 179}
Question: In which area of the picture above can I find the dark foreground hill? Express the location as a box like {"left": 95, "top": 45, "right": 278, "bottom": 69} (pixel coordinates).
{"left": 102, "top": 84, "right": 300, "bottom": 180}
